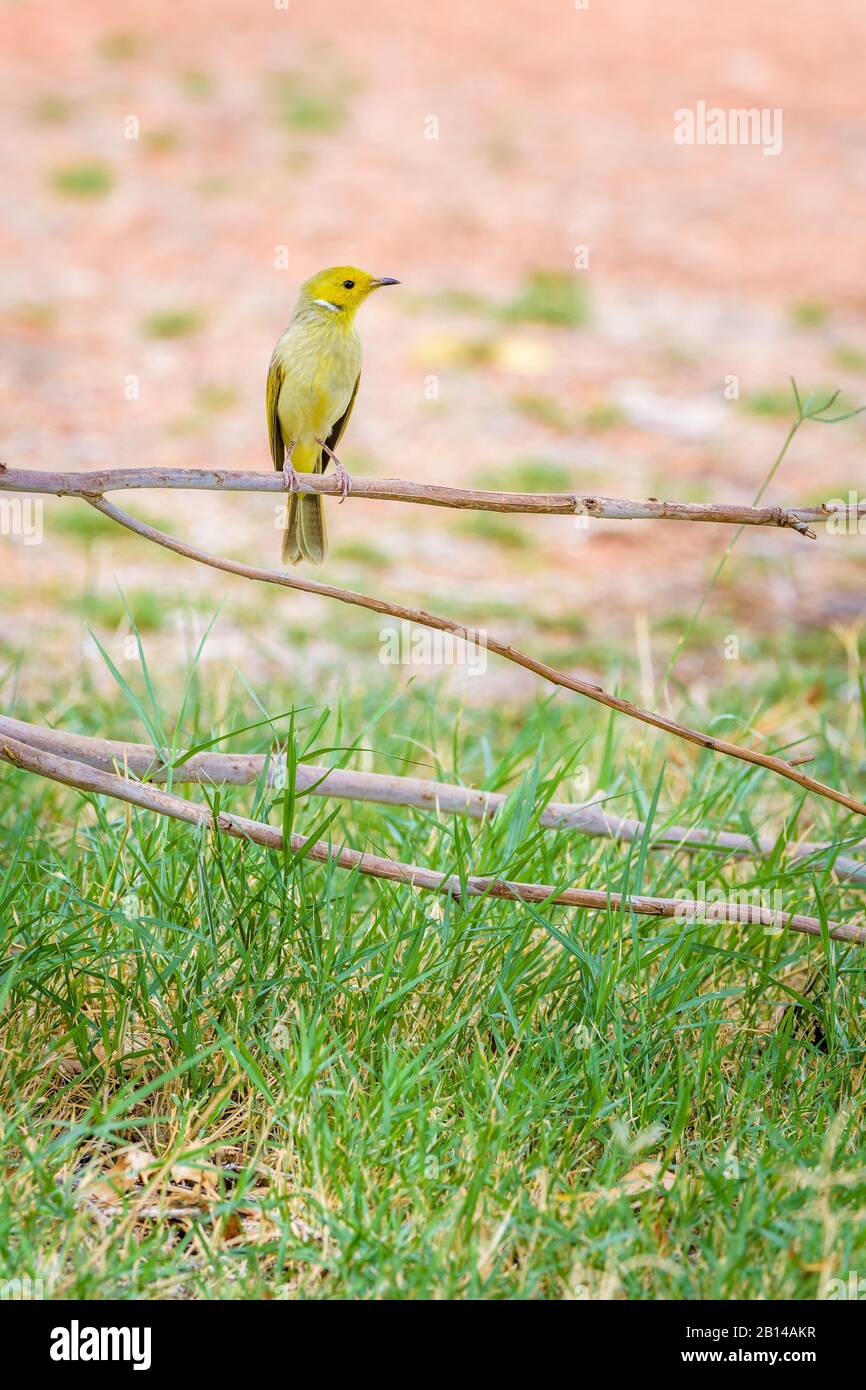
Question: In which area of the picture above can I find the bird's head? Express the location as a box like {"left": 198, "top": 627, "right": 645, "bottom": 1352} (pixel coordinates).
{"left": 297, "top": 266, "right": 400, "bottom": 321}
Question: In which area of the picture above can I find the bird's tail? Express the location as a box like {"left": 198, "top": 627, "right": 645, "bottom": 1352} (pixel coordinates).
{"left": 281, "top": 492, "right": 327, "bottom": 565}
{"left": 280, "top": 446, "right": 328, "bottom": 565}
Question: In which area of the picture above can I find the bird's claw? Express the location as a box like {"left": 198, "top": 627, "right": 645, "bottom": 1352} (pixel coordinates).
{"left": 282, "top": 457, "right": 300, "bottom": 493}
{"left": 334, "top": 458, "right": 351, "bottom": 504}
{"left": 318, "top": 439, "right": 352, "bottom": 503}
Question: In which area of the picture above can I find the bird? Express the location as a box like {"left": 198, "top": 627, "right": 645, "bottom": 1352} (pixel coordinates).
{"left": 267, "top": 266, "right": 400, "bottom": 564}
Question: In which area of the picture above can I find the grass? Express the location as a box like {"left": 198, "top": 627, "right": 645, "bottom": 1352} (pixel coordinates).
{"left": 332, "top": 538, "right": 392, "bottom": 569}
{"left": 500, "top": 271, "right": 589, "bottom": 328}
{"left": 177, "top": 69, "right": 215, "bottom": 100}
{"left": 511, "top": 393, "right": 574, "bottom": 432}
{"left": 458, "top": 513, "right": 537, "bottom": 550}
{"left": 66, "top": 588, "right": 171, "bottom": 633}
{"left": 475, "top": 457, "right": 574, "bottom": 493}
{"left": 831, "top": 344, "right": 866, "bottom": 374}
{"left": 50, "top": 163, "right": 114, "bottom": 199}
{"left": 741, "top": 385, "right": 859, "bottom": 419}
{"left": 143, "top": 128, "right": 182, "bottom": 155}
{"left": 48, "top": 503, "right": 171, "bottom": 546}
{"left": 97, "top": 31, "right": 147, "bottom": 62}
{"left": 584, "top": 399, "right": 626, "bottom": 431}
{"left": 32, "top": 94, "right": 75, "bottom": 125}
{"left": 790, "top": 300, "right": 829, "bottom": 330}
{"left": 4, "top": 384, "right": 866, "bottom": 1298}
{"left": 741, "top": 387, "right": 803, "bottom": 418}
{"left": 2, "top": 617, "right": 866, "bottom": 1300}
{"left": 140, "top": 309, "right": 205, "bottom": 339}
{"left": 270, "top": 71, "right": 349, "bottom": 135}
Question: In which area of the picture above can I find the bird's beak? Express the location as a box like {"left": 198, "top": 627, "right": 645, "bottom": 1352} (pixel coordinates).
{"left": 370, "top": 276, "right": 400, "bottom": 289}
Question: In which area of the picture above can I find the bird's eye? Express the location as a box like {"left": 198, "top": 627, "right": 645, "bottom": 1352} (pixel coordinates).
{"left": 342, "top": 279, "right": 355, "bottom": 289}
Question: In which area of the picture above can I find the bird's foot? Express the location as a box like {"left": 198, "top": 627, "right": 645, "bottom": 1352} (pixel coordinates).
{"left": 282, "top": 454, "right": 300, "bottom": 492}
{"left": 318, "top": 439, "right": 352, "bottom": 503}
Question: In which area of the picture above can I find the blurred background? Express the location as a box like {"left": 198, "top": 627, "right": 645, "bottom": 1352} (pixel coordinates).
{"left": 1, "top": 0, "right": 865, "bottom": 722}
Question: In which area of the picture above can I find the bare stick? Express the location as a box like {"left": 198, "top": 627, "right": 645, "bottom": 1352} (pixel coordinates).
{"left": 4, "top": 463, "right": 866, "bottom": 535}
{"left": 75, "top": 495, "right": 866, "bottom": 821}
{"left": 2, "top": 714, "right": 864, "bottom": 883}
{"left": 2, "top": 733, "right": 861, "bottom": 945}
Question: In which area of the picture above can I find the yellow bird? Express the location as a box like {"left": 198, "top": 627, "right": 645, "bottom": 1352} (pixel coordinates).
{"left": 267, "top": 265, "right": 400, "bottom": 564}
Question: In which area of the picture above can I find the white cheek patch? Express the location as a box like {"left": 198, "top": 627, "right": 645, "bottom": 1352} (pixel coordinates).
{"left": 312, "top": 298, "right": 340, "bottom": 312}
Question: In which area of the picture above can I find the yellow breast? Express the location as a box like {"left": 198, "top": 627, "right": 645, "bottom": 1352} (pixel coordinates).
{"left": 274, "top": 317, "right": 361, "bottom": 449}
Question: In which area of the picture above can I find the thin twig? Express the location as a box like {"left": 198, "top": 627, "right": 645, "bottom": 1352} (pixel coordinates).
{"left": 2, "top": 714, "right": 864, "bottom": 883}
{"left": 75, "top": 495, "right": 866, "bottom": 821}
{"left": 4, "top": 463, "right": 866, "bottom": 535}
{"left": 2, "top": 733, "right": 861, "bottom": 945}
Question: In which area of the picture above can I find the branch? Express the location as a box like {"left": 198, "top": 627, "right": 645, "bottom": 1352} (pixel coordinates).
{"left": 2, "top": 714, "right": 864, "bottom": 883}
{"left": 5, "top": 463, "right": 866, "bottom": 536}
{"left": 74, "top": 495, "right": 866, "bottom": 821}
{"left": 2, "top": 733, "right": 861, "bottom": 945}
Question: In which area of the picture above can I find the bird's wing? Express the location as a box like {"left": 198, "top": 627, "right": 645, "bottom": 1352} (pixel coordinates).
{"left": 318, "top": 372, "right": 361, "bottom": 473}
{"left": 266, "top": 353, "right": 285, "bottom": 471}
